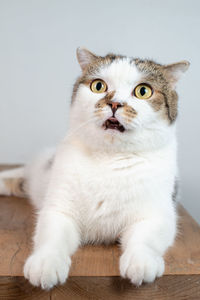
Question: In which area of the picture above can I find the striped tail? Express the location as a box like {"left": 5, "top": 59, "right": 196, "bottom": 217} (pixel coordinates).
{"left": 0, "top": 167, "right": 27, "bottom": 198}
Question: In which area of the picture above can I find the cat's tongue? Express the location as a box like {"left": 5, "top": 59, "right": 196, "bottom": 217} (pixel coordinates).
{"left": 103, "top": 117, "right": 125, "bottom": 132}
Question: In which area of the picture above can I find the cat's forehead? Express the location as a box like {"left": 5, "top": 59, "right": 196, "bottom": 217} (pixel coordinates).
{"left": 85, "top": 55, "right": 166, "bottom": 87}
{"left": 98, "top": 58, "right": 140, "bottom": 85}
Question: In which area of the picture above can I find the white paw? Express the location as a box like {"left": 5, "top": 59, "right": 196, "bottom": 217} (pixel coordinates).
{"left": 120, "top": 245, "right": 164, "bottom": 286}
{"left": 24, "top": 249, "right": 71, "bottom": 290}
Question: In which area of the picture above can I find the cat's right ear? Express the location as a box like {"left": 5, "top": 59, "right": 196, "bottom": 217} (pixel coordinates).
{"left": 76, "top": 47, "right": 98, "bottom": 71}
{"left": 162, "top": 61, "right": 190, "bottom": 88}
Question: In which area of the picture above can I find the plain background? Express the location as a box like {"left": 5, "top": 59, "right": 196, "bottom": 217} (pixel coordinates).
{"left": 0, "top": 0, "right": 199, "bottom": 223}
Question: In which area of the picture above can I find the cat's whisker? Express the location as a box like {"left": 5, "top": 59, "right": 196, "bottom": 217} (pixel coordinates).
{"left": 65, "top": 116, "right": 98, "bottom": 139}
{"left": 94, "top": 109, "right": 103, "bottom": 113}
{"left": 121, "top": 116, "right": 133, "bottom": 124}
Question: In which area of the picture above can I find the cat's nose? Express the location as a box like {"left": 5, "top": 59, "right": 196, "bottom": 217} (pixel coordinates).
{"left": 108, "top": 101, "right": 122, "bottom": 115}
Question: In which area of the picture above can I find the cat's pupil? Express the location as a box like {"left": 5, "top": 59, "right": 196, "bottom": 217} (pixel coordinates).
{"left": 96, "top": 82, "right": 102, "bottom": 91}
{"left": 140, "top": 87, "right": 146, "bottom": 96}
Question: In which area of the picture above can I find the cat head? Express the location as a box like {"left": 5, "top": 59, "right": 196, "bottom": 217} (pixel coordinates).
{"left": 69, "top": 48, "right": 189, "bottom": 153}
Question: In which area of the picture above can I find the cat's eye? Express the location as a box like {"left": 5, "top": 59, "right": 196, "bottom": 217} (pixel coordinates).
{"left": 90, "top": 79, "right": 107, "bottom": 93}
{"left": 134, "top": 84, "right": 153, "bottom": 100}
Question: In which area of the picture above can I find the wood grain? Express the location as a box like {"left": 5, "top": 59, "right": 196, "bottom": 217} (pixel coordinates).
{"left": 0, "top": 276, "right": 200, "bottom": 300}
{"left": 51, "top": 276, "right": 200, "bottom": 300}
{"left": 0, "top": 165, "right": 200, "bottom": 299}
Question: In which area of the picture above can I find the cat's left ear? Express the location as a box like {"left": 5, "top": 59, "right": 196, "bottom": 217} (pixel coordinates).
{"left": 163, "top": 61, "right": 190, "bottom": 88}
{"left": 76, "top": 47, "right": 98, "bottom": 72}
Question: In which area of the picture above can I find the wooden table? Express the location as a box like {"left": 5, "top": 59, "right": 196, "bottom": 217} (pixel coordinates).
{"left": 0, "top": 167, "right": 200, "bottom": 299}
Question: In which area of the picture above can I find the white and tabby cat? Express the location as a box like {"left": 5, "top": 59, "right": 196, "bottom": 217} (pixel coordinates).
{"left": 0, "top": 48, "right": 189, "bottom": 289}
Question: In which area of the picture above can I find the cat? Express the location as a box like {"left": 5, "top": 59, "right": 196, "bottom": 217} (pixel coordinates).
{"left": 0, "top": 48, "right": 189, "bottom": 290}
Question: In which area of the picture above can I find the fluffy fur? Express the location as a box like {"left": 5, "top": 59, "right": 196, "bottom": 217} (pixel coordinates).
{"left": 0, "top": 48, "right": 189, "bottom": 289}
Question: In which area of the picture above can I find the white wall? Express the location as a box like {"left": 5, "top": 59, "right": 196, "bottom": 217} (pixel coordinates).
{"left": 0, "top": 0, "right": 200, "bottom": 223}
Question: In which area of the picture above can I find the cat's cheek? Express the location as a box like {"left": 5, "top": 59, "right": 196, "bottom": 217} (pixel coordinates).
{"left": 75, "top": 86, "right": 102, "bottom": 106}
{"left": 73, "top": 89, "right": 105, "bottom": 121}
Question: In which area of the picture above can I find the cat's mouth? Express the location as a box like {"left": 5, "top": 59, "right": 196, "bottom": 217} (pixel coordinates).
{"left": 103, "top": 117, "right": 125, "bottom": 132}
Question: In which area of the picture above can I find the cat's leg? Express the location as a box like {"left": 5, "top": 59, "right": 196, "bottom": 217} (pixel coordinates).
{"left": 119, "top": 202, "right": 176, "bottom": 286}
{"left": 23, "top": 149, "right": 80, "bottom": 290}
{"left": 24, "top": 206, "right": 80, "bottom": 290}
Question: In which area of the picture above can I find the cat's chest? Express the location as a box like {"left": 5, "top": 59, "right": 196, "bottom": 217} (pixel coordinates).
{"left": 76, "top": 155, "right": 151, "bottom": 243}
{"left": 72, "top": 151, "right": 173, "bottom": 243}
{"left": 78, "top": 154, "right": 152, "bottom": 213}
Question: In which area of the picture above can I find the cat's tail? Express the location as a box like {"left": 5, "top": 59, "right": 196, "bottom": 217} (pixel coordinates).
{"left": 0, "top": 167, "right": 27, "bottom": 198}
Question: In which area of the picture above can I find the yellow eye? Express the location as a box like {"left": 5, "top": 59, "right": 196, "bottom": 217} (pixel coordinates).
{"left": 134, "top": 84, "right": 153, "bottom": 99}
{"left": 90, "top": 79, "right": 107, "bottom": 93}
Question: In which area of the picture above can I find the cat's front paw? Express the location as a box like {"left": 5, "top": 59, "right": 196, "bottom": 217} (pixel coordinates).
{"left": 24, "top": 249, "right": 71, "bottom": 290}
{"left": 120, "top": 245, "right": 164, "bottom": 286}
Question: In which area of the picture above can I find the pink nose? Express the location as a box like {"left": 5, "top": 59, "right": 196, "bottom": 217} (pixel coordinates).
{"left": 108, "top": 102, "right": 122, "bottom": 115}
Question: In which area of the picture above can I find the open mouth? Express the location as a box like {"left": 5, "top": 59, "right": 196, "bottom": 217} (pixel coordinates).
{"left": 103, "top": 117, "right": 125, "bottom": 132}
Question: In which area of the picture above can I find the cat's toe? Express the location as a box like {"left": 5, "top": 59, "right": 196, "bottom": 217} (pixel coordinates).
{"left": 24, "top": 250, "right": 71, "bottom": 290}
{"left": 119, "top": 245, "right": 165, "bottom": 286}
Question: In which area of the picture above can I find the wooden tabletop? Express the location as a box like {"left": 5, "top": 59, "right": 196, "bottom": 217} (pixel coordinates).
{"left": 0, "top": 196, "right": 200, "bottom": 277}
{"left": 0, "top": 165, "right": 200, "bottom": 299}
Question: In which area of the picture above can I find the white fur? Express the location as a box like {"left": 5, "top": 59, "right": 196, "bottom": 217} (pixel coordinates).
{"left": 1, "top": 58, "right": 178, "bottom": 289}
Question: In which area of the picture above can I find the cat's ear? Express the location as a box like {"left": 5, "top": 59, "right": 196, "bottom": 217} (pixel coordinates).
{"left": 163, "top": 61, "right": 190, "bottom": 88}
{"left": 76, "top": 47, "right": 98, "bottom": 71}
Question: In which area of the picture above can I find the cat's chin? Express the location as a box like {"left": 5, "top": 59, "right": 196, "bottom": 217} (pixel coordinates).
{"left": 102, "top": 117, "right": 125, "bottom": 133}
